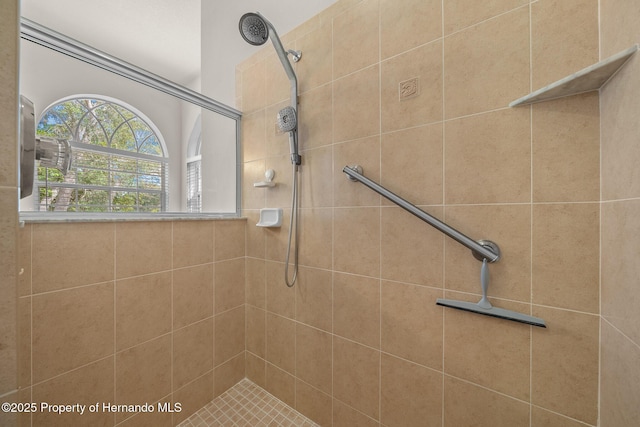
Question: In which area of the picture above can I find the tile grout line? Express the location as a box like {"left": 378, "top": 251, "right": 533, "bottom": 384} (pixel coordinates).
{"left": 597, "top": 2, "right": 603, "bottom": 425}
{"left": 528, "top": 3, "right": 535, "bottom": 426}
{"left": 378, "top": 0, "right": 383, "bottom": 422}
{"left": 440, "top": 1, "right": 447, "bottom": 426}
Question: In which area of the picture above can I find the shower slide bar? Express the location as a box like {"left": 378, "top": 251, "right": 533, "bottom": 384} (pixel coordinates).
{"left": 343, "top": 165, "right": 546, "bottom": 328}
{"left": 342, "top": 165, "right": 500, "bottom": 262}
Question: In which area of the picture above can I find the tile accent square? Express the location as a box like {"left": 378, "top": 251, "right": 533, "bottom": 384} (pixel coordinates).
{"left": 399, "top": 77, "right": 419, "bottom": 100}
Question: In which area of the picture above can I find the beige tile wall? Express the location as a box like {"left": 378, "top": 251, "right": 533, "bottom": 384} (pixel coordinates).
{"left": 0, "top": 1, "right": 19, "bottom": 427}
{"left": 600, "top": 1, "right": 640, "bottom": 426}
{"left": 239, "top": 0, "right": 603, "bottom": 425}
{"left": 5, "top": 0, "right": 638, "bottom": 426}
{"left": 17, "top": 219, "right": 246, "bottom": 426}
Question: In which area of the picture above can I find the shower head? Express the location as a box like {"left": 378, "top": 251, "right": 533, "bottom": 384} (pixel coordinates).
{"left": 239, "top": 13, "right": 269, "bottom": 46}
{"left": 238, "top": 12, "right": 298, "bottom": 90}
{"left": 277, "top": 106, "right": 297, "bottom": 133}
{"left": 240, "top": 12, "right": 301, "bottom": 166}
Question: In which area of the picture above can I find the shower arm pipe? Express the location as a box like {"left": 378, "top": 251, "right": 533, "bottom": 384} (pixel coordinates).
{"left": 20, "top": 17, "right": 242, "bottom": 120}
{"left": 256, "top": 13, "right": 298, "bottom": 109}
{"left": 343, "top": 165, "right": 501, "bottom": 263}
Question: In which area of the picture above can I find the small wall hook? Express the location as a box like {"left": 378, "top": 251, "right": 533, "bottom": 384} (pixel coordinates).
{"left": 287, "top": 49, "right": 302, "bottom": 62}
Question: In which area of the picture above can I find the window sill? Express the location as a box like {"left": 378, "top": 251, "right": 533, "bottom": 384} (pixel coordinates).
{"left": 19, "top": 212, "right": 245, "bottom": 224}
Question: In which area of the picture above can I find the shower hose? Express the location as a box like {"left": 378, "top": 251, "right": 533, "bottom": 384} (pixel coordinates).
{"left": 284, "top": 163, "right": 299, "bottom": 287}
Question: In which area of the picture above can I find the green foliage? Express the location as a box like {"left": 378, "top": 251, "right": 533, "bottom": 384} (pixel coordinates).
{"left": 35, "top": 97, "right": 166, "bottom": 213}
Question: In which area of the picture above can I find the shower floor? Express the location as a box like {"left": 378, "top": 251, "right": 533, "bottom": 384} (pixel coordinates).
{"left": 177, "top": 378, "right": 320, "bottom": 427}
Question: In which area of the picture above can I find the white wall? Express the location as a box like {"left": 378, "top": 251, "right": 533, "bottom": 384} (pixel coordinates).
{"left": 21, "top": 0, "right": 201, "bottom": 86}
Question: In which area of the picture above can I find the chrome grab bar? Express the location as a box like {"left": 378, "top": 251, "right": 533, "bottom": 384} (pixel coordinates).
{"left": 342, "top": 165, "right": 500, "bottom": 263}
{"left": 342, "top": 166, "right": 548, "bottom": 327}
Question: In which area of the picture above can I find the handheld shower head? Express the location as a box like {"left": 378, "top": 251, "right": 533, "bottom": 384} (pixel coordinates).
{"left": 278, "top": 106, "right": 300, "bottom": 165}
{"left": 239, "top": 13, "right": 269, "bottom": 46}
{"left": 277, "top": 106, "right": 297, "bottom": 133}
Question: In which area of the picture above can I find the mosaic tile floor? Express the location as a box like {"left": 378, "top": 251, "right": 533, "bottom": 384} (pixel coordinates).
{"left": 178, "top": 379, "right": 321, "bottom": 427}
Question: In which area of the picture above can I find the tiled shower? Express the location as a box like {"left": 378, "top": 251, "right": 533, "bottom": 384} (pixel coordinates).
{"left": 1, "top": 0, "right": 640, "bottom": 426}
{"left": 16, "top": 219, "right": 247, "bottom": 426}
{"left": 238, "top": 0, "right": 638, "bottom": 425}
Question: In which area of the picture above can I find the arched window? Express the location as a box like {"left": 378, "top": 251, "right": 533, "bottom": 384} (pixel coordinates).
{"left": 35, "top": 96, "right": 168, "bottom": 212}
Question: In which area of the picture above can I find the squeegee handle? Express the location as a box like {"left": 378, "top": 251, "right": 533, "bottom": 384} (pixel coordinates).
{"left": 477, "top": 259, "right": 492, "bottom": 309}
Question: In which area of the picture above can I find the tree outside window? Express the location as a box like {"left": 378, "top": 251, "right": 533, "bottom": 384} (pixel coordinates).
{"left": 36, "top": 96, "right": 168, "bottom": 212}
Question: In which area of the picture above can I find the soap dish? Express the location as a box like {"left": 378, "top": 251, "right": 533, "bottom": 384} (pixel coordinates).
{"left": 256, "top": 208, "right": 283, "bottom": 228}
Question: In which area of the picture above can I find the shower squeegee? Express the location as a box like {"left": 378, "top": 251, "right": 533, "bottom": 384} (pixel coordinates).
{"left": 437, "top": 259, "right": 546, "bottom": 328}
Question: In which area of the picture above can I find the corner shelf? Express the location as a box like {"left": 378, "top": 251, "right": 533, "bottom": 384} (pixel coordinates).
{"left": 510, "top": 44, "right": 638, "bottom": 107}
